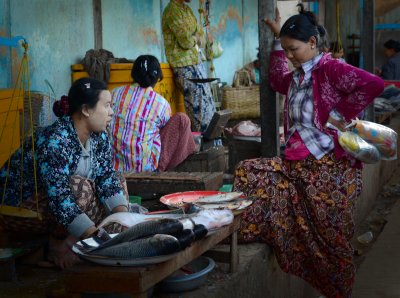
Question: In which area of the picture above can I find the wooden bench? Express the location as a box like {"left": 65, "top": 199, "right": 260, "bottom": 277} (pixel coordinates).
{"left": 63, "top": 216, "right": 241, "bottom": 297}
{"left": 125, "top": 171, "right": 224, "bottom": 196}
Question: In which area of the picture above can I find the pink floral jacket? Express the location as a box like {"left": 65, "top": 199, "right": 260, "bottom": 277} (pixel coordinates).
{"left": 269, "top": 51, "right": 385, "bottom": 161}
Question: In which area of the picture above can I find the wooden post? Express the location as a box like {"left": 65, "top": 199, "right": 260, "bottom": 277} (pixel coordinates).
{"left": 360, "top": 0, "right": 375, "bottom": 121}
{"left": 93, "top": 0, "right": 103, "bottom": 50}
{"left": 259, "top": 0, "right": 280, "bottom": 157}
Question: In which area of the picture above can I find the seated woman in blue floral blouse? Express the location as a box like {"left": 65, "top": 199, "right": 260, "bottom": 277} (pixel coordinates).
{"left": 0, "top": 77, "right": 139, "bottom": 268}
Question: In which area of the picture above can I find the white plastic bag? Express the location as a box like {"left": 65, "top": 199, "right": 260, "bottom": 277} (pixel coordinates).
{"left": 351, "top": 120, "right": 397, "bottom": 160}
{"left": 338, "top": 131, "right": 381, "bottom": 164}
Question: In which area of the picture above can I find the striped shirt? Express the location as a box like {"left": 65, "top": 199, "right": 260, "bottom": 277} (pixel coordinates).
{"left": 162, "top": 0, "right": 205, "bottom": 67}
{"left": 286, "top": 53, "right": 340, "bottom": 160}
{"left": 110, "top": 85, "right": 171, "bottom": 173}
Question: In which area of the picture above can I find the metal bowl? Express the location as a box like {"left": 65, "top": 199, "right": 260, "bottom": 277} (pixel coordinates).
{"left": 159, "top": 256, "right": 215, "bottom": 293}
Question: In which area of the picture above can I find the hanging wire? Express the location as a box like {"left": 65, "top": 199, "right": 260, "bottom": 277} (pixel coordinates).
{"left": 335, "top": 0, "right": 343, "bottom": 52}
{"left": 1, "top": 40, "right": 41, "bottom": 219}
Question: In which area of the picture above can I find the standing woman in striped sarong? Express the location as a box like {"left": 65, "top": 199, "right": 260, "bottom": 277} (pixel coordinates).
{"left": 162, "top": 0, "right": 216, "bottom": 132}
{"left": 110, "top": 55, "right": 195, "bottom": 174}
{"left": 233, "top": 5, "right": 384, "bottom": 298}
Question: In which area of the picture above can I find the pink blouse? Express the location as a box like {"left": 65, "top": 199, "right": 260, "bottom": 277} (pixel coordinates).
{"left": 269, "top": 51, "right": 385, "bottom": 163}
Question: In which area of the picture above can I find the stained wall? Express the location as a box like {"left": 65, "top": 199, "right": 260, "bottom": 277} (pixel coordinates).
{"left": 0, "top": 0, "right": 260, "bottom": 120}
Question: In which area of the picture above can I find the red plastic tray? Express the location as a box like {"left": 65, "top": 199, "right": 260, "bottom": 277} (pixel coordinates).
{"left": 384, "top": 80, "right": 400, "bottom": 88}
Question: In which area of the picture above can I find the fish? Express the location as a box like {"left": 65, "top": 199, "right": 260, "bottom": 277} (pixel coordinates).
{"left": 98, "top": 212, "right": 183, "bottom": 229}
{"left": 179, "top": 209, "right": 234, "bottom": 232}
{"left": 194, "top": 199, "right": 253, "bottom": 211}
{"left": 96, "top": 209, "right": 234, "bottom": 241}
{"left": 195, "top": 202, "right": 242, "bottom": 210}
{"left": 190, "top": 192, "right": 243, "bottom": 204}
{"left": 90, "top": 234, "right": 181, "bottom": 259}
{"left": 87, "top": 218, "right": 184, "bottom": 252}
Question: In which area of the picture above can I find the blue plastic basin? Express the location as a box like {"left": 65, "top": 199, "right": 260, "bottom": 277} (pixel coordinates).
{"left": 159, "top": 256, "right": 215, "bottom": 293}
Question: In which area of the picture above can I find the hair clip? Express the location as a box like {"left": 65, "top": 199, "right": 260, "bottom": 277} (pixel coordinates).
{"left": 85, "top": 83, "right": 90, "bottom": 89}
{"left": 153, "top": 70, "right": 158, "bottom": 75}
{"left": 144, "top": 60, "right": 148, "bottom": 71}
{"left": 289, "top": 24, "right": 295, "bottom": 29}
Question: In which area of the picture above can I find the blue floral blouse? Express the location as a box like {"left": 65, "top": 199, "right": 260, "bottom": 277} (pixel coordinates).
{"left": 0, "top": 117, "right": 126, "bottom": 237}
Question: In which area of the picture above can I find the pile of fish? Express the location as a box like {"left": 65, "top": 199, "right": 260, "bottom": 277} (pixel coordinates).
{"left": 186, "top": 191, "right": 254, "bottom": 211}
{"left": 75, "top": 209, "right": 234, "bottom": 260}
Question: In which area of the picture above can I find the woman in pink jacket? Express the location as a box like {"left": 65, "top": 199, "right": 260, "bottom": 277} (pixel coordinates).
{"left": 233, "top": 5, "right": 384, "bottom": 298}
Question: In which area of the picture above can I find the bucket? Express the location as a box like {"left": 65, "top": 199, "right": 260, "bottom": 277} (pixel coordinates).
{"left": 159, "top": 256, "right": 215, "bottom": 293}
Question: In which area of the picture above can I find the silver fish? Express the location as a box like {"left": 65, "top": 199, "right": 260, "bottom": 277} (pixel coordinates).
{"left": 192, "top": 192, "right": 243, "bottom": 204}
{"left": 92, "top": 234, "right": 181, "bottom": 259}
{"left": 98, "top": 212, "right": 183, "bottom": 229}
{"left": 194, "top": 199, "right": 253, "bottom": 211}
{"left": 88, "top": 218, "right": 183, "bottom": 252}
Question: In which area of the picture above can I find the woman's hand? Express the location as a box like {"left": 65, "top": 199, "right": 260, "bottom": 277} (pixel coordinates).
{"left": 327, "top": 116, "right": 349, "bottom": 132}
{"left": 374, "top": 67, "right": 382, "bottom": 76}
{"left": 263, "top": 7, "right": 281, "bottom": 37}
{"left": 112, "top": 205, "right": 129, "bottom": 213}
{"left": 52, "top": 235, "right": 81, "bottom": 269}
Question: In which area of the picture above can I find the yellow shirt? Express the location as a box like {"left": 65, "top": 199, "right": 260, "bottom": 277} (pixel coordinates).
{"left": 162, "top": 0, "right": 205, "bottom": 68}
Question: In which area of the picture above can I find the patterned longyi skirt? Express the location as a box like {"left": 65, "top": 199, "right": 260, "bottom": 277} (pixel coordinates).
{"left": 233, "top": 153, "right": 362, "bottom": 298}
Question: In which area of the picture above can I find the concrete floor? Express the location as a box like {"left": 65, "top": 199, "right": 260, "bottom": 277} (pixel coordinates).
{"left": 353, "top": 178, "right": 400, "bottom": 297}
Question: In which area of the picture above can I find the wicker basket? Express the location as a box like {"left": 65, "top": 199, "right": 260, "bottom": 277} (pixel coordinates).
{"left": 222, "top": 70, "right": 260, "bottom": 119}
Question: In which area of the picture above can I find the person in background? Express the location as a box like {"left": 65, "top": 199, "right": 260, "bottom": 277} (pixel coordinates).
{"left": 162, "top": 0, "right": 216, "bottom": 132}
{"left": 233, "top": 5, "right": 384, "bottom": 298}
{"left": 376, "top": 39, "right": 400, "bottom": 80}
{"left": 110, "top": 55, "right": 195, "bottom": 174}
{"left": 239, "top": 49, "right": 260, "bottom": 85}
{"left": 0, "top": 78, "right": 134, "bottom": 269}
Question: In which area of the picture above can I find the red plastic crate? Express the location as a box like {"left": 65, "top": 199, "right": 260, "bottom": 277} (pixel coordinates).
{"left": 384, "top": 80, "right": 400, "bottom": 88}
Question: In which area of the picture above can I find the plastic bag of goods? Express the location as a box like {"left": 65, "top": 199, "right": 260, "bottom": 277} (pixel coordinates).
{"left": 338, "top": 131, "right": 381, "bottom": 163}
{"left": 352, "top": 120, "right": 397, "bottom": 160}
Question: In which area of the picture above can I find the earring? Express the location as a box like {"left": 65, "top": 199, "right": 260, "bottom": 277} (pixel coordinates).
{"left": 311, "top": 46, "right": 315, "bottom": 49}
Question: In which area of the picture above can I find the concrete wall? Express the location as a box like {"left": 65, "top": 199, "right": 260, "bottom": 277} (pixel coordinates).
{"left": 8, "top": 0, "right": 94, "bottom": 98}
{"left": 354, "top": 113, "right": 400, "bottom": 227}
{"left": 0, "top": 0, "right": 260, "bottom": 126}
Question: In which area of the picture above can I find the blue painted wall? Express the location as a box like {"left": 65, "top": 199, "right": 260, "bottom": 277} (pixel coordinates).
{"left": 0, "top": 0, "right": 11, "bottom": 88}
{"left": 102, "top": 0, "right": 163, "bottom": 59}
{"left": 0, "top": 0, "right": 260, "bottom": 124}
{"left": 7, "top": 0, "right": 94, "bottom": 98}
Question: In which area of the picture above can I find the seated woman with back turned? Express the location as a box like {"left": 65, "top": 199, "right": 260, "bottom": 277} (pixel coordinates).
{"left": 110, "top": 55, "right": 195, "bottom": 173}
{"left": 0, "top": 78, "right": 133, "bottom": 268}
{"left": 233, "top": 5, "right": 384, "bottom": 298}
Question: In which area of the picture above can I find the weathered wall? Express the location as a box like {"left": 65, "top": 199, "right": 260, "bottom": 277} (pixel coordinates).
{"left": 102, "top": 0, "right": 163, "bottom": 60}
{"left": 0, "top": 0, "right": 260, "bottom": 125}
{"left": 324, "top": 0, "right": 361, "bottom": 64}
{"left": 5, "top": 0, "right": 94, "bottom": 99}
{"left": 0, "top": 0, "right": 11, "bottom": 88}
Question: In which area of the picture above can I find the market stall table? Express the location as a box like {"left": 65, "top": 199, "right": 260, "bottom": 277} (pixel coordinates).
{"left": 62, "top": 215, "right": 241, "bottom": 297}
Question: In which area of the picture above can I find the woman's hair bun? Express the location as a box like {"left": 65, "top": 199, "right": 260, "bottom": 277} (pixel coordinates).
{"left": 53, "top": 95, "right": 70, "bottom": 117}
{"left": 317, "top": 25, "right": 326, "bottom": 37}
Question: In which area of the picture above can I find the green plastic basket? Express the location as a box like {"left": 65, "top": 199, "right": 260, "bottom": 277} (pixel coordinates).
{"left": 129, "top": 195, "right": 142, "bottom": 205}
{"left": 219, "top": 184, "right": 233, "bottom": 192}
